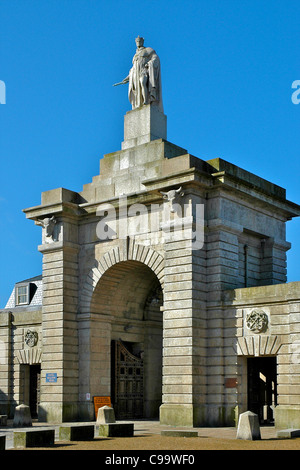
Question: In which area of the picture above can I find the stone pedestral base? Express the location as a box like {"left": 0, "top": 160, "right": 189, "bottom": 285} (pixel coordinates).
{"left": 122, "top": 104, "right": 167, "bottom": 150}
{"left": 274, "top": 405, "right": 300, "bottom": 430}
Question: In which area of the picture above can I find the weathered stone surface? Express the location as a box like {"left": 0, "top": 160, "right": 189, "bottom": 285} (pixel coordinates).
{"left": 274, "top": 406, "right": 300, "bottom": 430}
{"left": 96, "top": 405, "right": 116, "bottom": 424}
{"left": 59, "top": 425, "right": 95, "bottom": 441}
{"left": 13, "top": 429, "right": 55, "bottom": 448}
{"left": 276, "top": 428, "right": 300, "bottom": 439}
{"left": 1, "top": 59, "right": 300, "bottom": 432}
{"left": 13, "top": 404, "right": 32, "bottom": 427}
{"left": 122, "top": 105, "right": 167, "bottom": 149}
{"left": 98, "top": 423, "right": 134, "bottom": 437}
{"left": 236, "top": 411, "right": 261, "bottom": 440}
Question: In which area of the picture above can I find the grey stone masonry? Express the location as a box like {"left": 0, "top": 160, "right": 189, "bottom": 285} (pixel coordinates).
{"left": 276, "top": 429, "right": 300, "bottom": 438}
{"left": 24, "top": 189, "right": 81, "bottom": 423}
{"left": 223, "top": 282, "right": 300, "bottom": 429}
{"left": 122, "top": 104, "right": 167, "bottom": 149}
{"left": 0, "top": 312, "right": 12, "bottom": 416}
{"left": 20, "top": 103, "right": 300, "bottom": 428}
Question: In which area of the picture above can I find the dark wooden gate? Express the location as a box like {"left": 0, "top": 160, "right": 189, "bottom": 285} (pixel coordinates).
{"left": 29, "top": 364, "right": 41, "bottom": 418}
{"left": 112, "top": 341, "right": 143, "bottom": 419}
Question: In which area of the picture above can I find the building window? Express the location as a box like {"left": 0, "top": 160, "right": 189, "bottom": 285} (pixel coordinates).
{"left": 16, "top": 285, "right": 29, "bottom": 305}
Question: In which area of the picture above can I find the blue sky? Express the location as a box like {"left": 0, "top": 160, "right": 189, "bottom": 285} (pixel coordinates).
{"left": 0, "top": 0, "right": 299, "bottom": 307}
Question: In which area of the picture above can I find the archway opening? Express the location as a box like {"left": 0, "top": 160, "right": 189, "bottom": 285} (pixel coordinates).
{"left": 91, "top": 260, "right": 163, "bottom": 419}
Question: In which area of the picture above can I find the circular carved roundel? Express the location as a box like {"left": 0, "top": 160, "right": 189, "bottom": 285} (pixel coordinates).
{"left": 246, "top": 310, "right": 268, "bottom": 333}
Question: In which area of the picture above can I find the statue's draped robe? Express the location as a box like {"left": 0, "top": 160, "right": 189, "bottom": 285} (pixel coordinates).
{"left": 128, "top": 46, "right": 163, "bottom": 112}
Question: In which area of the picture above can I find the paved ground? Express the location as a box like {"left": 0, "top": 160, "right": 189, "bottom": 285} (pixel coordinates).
{"left": 1, "top": 420, "right": 300, "bottom": 451}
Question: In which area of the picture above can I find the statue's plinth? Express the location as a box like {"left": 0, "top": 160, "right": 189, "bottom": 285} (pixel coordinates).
{"left": 122, "top": 104, "right": 167, "bottom": 150}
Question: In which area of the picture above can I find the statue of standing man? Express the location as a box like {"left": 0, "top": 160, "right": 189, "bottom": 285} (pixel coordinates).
{"left": 114, "top": 36, "right": 163, "bottom": 112}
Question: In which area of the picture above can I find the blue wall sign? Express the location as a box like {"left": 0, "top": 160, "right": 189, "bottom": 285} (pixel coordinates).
{"left": 46, "top": 373, "right": 57, "bottom": 383}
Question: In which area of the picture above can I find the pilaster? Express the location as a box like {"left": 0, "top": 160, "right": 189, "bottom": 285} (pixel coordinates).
{"left": 77, "top": 314, "right": 112, "bottom": 420}
{"left": 0, "top": 311, "right": 12, "bottom": 415}
{"left": 160, "top": 216, "right": 207, "bottom": 426}
{"left": 38, "top": 238, "right": 79, "bottom": 422}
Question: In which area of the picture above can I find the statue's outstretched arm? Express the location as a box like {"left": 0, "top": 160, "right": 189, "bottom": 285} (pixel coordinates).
{"left": 113, "top": 75, "right": 129, "bottom": 87}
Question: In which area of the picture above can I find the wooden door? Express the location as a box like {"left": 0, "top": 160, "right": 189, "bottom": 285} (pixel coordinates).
{"left": 29, "top": 364, "right": 41, "bottom": 418}
{"left": 112, "top": 341, "right": 143, "bottom": 419}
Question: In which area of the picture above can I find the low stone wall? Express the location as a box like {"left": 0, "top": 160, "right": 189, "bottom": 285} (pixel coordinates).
{"left": 223, "top": 281, "right": 300, "bottom": 429}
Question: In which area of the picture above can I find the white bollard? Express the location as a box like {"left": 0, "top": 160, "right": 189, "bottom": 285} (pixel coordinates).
{"left": 13, "top": 404, "right": 32, "bottom": 427}
{"left": 96, "top": 405, "right": 116, "bottom": 424}
{"left": 236, "top": 411, "right": 261, "bottom": 440}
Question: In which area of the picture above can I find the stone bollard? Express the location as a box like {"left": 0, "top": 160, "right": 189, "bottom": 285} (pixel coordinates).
{"left": 13, "top": 404, "right": 32, "bottom": 427}
{"left": 0, "top": 435, "right": 6, "bottom": 450}
{"left": 96, "top": 405, "right": 116, "bottom": 424}
{"left": 236, "top": 411, "right": 261, "bottom": 440}
{"left": 0, "top": 415, "right": 7, "bottom": 426}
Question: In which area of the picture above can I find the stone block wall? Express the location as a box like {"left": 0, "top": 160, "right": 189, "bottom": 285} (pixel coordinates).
{"left": 223, "top": 282, "right": 300, "bottom": 429}
{"left": 0, "top": 309, "right": 42, "bottom": 417}
{"left": 20, "top": 109, "right": 299, "bottom": 426}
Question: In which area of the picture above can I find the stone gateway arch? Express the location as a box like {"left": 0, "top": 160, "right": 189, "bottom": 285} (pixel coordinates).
{"left": 79, "top": 243, "right": 165, "bottom": 420}
{"left": 1, "top": 37, "right": 300, "bottom": 430}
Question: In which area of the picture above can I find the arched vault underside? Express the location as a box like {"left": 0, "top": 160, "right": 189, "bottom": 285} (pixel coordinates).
{"left": 91, "top": 260, "right": 163, "bottom": 321}
{"left": 80, "top": 244, "right": 165, "bottom": 317}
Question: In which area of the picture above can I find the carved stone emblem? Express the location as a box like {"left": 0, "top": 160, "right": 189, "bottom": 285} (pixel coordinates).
{"left": 160, "top": 186, "right": 184, "bottom": 213}
{"left": 246, "top": 310, "right": 268, "bottom": 333}
{"left": 35, "top": 215, "right": 57, "bottom": 243}
{"left": 25, "top": 330, "right": 38, "bottom": 347}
